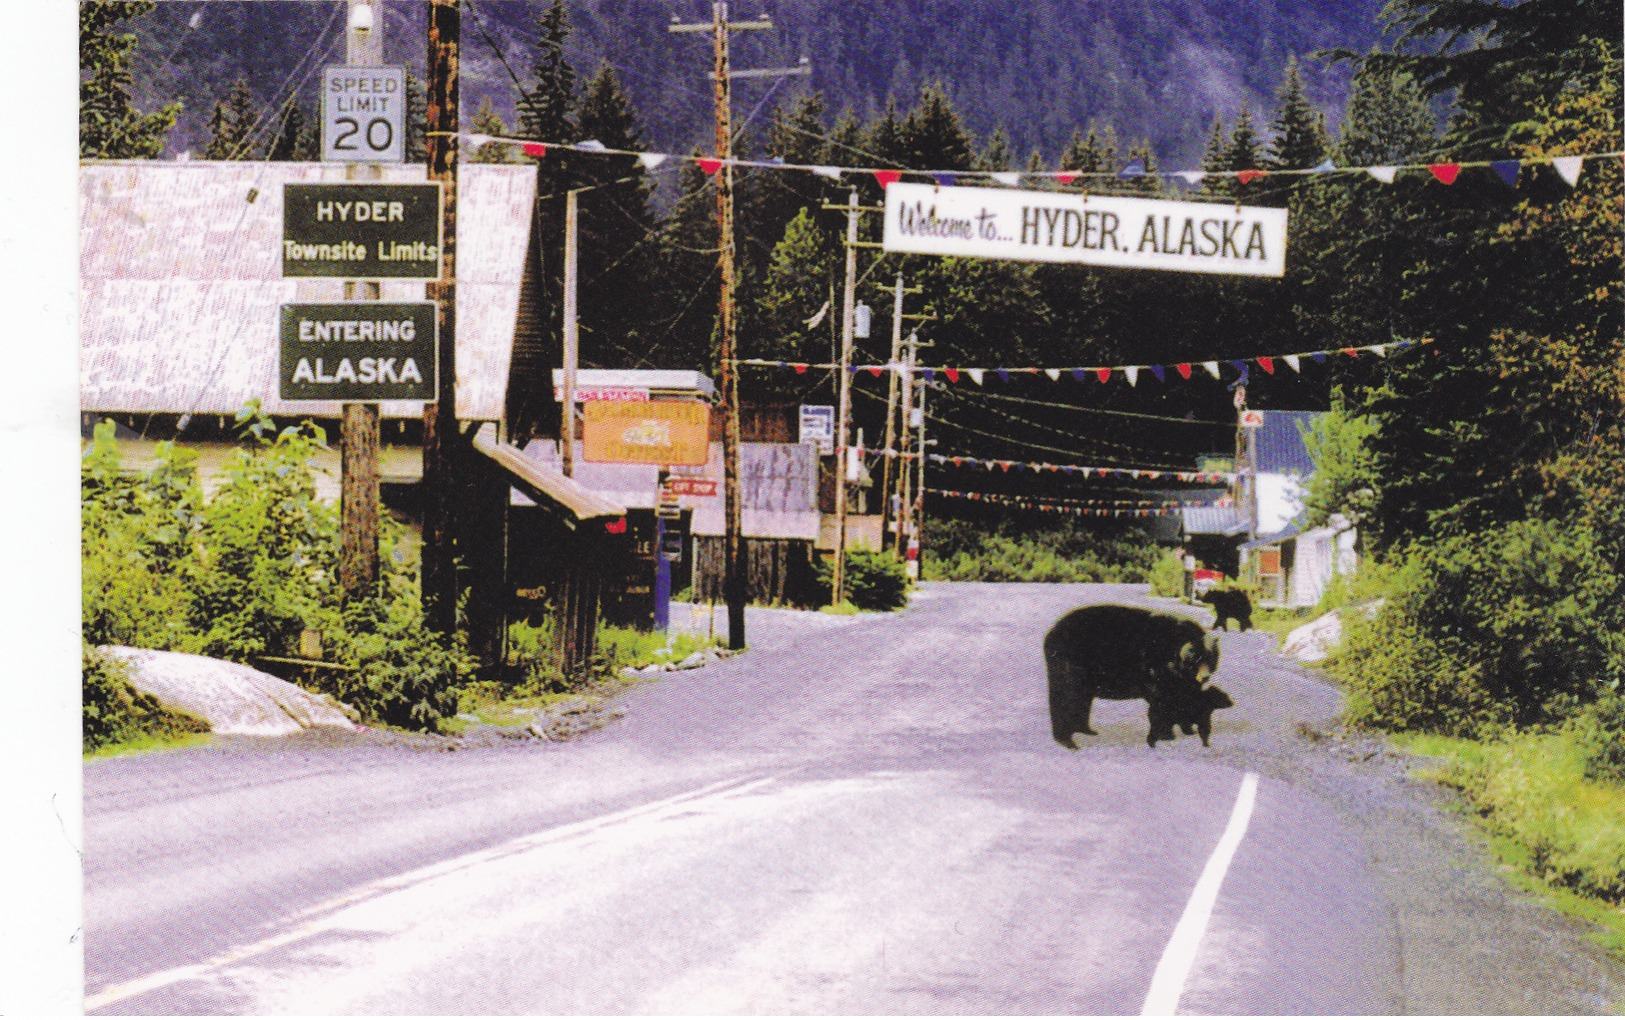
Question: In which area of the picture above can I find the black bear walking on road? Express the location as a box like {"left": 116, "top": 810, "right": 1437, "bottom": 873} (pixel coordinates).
{"left": 1199, "top": 587, "right": 1253, "bottom": 631}
{"left": 1044, "top": 604, "right": 1227, "bottom": 748}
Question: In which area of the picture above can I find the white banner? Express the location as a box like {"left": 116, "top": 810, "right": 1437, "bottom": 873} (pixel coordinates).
{"left": 882, "top": 182, "right": 1289, "bottom": 278}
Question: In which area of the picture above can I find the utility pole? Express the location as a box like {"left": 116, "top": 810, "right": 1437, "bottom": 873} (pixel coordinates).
{"left": 337, "top": 0, "right": 382, "bottom": 603}
{"left": 877, "top": 274, "right": 927, "bottom": 554}
{"left": 560, "top": 188, "right": 579, "bottom": 477}
{"left": 669, "top": 3, "right": 801, "bottom": 648}
{"left": 421, "top": 0, "right": 459, "bottom": 632}
{"left": 895, "top": 330, "right": 916, "bottom": 557}
{"left": 831, "top": 188, "right": 859, "bottom": 606}
{"left": 911, "top": 335, "right": 932, "bottom": 579}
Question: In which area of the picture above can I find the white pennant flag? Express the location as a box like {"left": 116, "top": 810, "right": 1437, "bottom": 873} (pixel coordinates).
{"left": 1178, "top": 171, "right": 1206, "bottom": 186}
{"left": 1284, "top": 354, "right": 1301, "bottom": 373}
{"left": 1045, "top": 368, "right": 1061, "bottom": 381}
{"left": 990, "top": 172, "right": 1020, "bottom": 186}
{"left": 638, "top": 153, "right": 669, "bottom": 169}
{"left": 812, "top": 165, "right": 843, "bottom": 180}
{"left": 802, "top": 299, "right": 830, "bottom": 330}
{"left": 466, "top": 133, "right": 494, "bottom": 148}
{"left": 1124, "top": 366, "right": 1139, "bottom": 386}
{"left": 1368, "top": 166, "right": 1398, "bottom": 183}
{"left": 1552, "top": 156, "right": 1584, "bottom": 186}
{"left": 1367, "top": 344, "right": 1389, "bottom": 357}
{"left": 1202, "top": 361, "right": 1220, "bottom": 379}
{"left": 967, "top": 368, "right": 985, "bottom": 386}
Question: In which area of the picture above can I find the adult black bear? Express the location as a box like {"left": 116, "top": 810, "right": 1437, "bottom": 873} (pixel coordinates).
{"left": 1199, "top": 587, "right": 1253, "bottom": 632}
{"left": 1044, "top": 604, "right": 1224, "bottom": 748}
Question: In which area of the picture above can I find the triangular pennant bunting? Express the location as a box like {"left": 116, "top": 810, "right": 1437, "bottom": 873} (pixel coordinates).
{"left": 1283, "top": 354, "right": 1301, "bottom": 373}
{"left": 1552, "top": 156, "right": 1584, "bottom": 186}
{"left": 967, "top": 368, "right": 984, "bottom": 386}
{"left": 698, "top": 158, "right": 723, "bottom": 175}
{"left": 1202, "top": 361, "right": 1220, "bottom": 379}
{"left": 522, "top": 142, "right": 547, "bottom": 158}
{"left": 1045, "top": 369, "right": 1062, "bottom": 381}
{"left": 1490, "top": 160, "right": 1520, "bottom": 187}
{"left": 1428, "top": 163, "right": 1461, "bottom": 185}
{"left": 1124, "top": 366, "right": 1139, "bottom": 386}
{"left": 1368, "top": 166, "right": 1397, "bottom": 183}
{"left": 874, "top": 169, "right": 902, "bottom": 188}
{"left": 1176, "top": 363, "right": 1192, "bottom": 379}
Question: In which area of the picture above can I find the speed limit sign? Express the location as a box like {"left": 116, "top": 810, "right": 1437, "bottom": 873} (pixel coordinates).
{"left": 323, "top": 66, "right": 405, "bottom": 163}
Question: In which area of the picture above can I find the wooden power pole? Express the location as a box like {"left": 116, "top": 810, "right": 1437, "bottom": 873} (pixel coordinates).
{"left": 421, "top": 0, "right": 459, "bottom": 632}
{"left": 669, "top": 3, "right": 800, "bottom": 649}
{"left": 339, "top": 0, "right": 382, "bottom": 604}
{"left": 831, "top": 188, "right": 858, "bottom": 606}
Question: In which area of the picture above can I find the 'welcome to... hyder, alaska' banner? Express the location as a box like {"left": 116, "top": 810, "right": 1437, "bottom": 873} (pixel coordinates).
{"left": 882, "top": 182, "right": 1288, "bottom": 278}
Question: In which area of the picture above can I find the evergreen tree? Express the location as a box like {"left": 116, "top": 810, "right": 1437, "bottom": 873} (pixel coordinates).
{"left": 977, "top": 127, "right": 1014, "bottom": 173}
{"left": 203, "top": 78, "right": 258, "bottom": 160}
{"left": 266, "top": 97, "right": 317, "bottom": 162}
{"left": 1334, "top": 56, "right": 1437, "bottom": 167}
{"left": 901, "top": 83, "right": 975, "bottom": 171}
{"left": 753, "top": 208, "right": 837, "bottom": 400}
{"left": 1266, "top": 56, "right": 1329, "bottom": 170}
{"left": 518, "top": 0, "right": 576, "bottom": 145}
{"left": 575, "top": 61, "right": 658, "bottom": 367}
{"left": 80, "top": 1, "right": 178, "bottom": 159}
{"left": 469, "top": 97, "right": 517, "bottom": 164}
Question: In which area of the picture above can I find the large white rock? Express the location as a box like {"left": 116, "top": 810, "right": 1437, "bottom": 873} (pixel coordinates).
{"left": 101, "top": 647, "right": 358, "bottom": 736}
{"left": 1282, "top": 612, "right": 1343, "bottom": 664}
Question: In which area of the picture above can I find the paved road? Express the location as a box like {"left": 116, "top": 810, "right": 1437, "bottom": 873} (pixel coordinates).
{"left": 84, "top": 583, "right": 1625, "bottom": 1014}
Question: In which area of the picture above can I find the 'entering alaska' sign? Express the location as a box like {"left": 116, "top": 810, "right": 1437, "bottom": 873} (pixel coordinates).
{"left": 883, "top": 182, "right": 1288, "bottom": 277}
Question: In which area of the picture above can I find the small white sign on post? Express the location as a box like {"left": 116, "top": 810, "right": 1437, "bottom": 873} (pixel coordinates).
{"left": 799, "top": 404, "right": 835, "bottom": 454}
{"left": 323, "top": 65, "right": 406, "bottom": 163}
{"left": 883, "top": 182, "right": 1289, "bottom": 278}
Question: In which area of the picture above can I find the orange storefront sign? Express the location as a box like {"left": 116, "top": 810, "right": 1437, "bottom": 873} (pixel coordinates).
{"left": 582, "top": 399, "right": 711, "bottom": 466}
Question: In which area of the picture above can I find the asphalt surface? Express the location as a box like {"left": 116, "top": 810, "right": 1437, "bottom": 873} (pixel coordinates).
{"left": 83, "top": 582, "right": 1625, "bottom": 1014}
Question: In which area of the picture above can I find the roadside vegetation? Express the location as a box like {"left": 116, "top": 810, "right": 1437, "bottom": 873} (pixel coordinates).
{"left": 1293, "top": 26, "right": 1625, "bottom": 935}
{"left": 923, "top": 518, "right": 1158, "bottom": 584}
{"left": 80, "top": 405, "right": 719, "bottom": 750}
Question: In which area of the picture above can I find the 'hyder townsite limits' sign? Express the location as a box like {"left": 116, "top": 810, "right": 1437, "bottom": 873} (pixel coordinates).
{"left": 883, "top": 182, "right": 1289, "bottom": 278}
{"left": 282, "top": 182, "right": 443, "bottom": 278}
{"left": 279, "top": 302, "right": 438, "bottom": 401}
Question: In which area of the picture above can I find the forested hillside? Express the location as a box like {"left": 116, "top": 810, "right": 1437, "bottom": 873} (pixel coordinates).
{"left": 121, "top": 0, "right": 1383, "bottom": 170}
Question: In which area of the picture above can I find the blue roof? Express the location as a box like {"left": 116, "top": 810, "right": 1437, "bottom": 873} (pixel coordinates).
{"left": 1255, "top": 410, "right": 1322, "bottom": 476}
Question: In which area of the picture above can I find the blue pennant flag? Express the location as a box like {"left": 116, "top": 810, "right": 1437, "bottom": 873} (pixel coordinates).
{"left": 1149, "top": 364, "right": 1166, "bottom": 383}
{"left": 923, "top": 368, "right": 936, "bottom": 382}
{"left": 996, "top": 368, "right": 1010, "bottom": 383}
{"left": 1070, "top": 368, "right": 1088, "bottom": 382}
{"left": 1227, "top": 361, "right": 1249, "bottom": 389}
{"left": 932, "top": 172, "right": 958, "bottom": 188}
{"left": 1118, "top": 159, "right": 1146, "bottom": 179}
{"left": 1312, "top": 159, "right": 1337, "bottom": 174}
{"left": 1309, "top": 352, "right": 1328, "bottom": 364}
{"left": 1491, "top": 160, "right": 1521, "bottom": 187}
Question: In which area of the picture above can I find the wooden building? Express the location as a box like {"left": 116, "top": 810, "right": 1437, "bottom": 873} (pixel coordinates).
{"left": 79, "top": 160, "right": 627, "bottom": 677}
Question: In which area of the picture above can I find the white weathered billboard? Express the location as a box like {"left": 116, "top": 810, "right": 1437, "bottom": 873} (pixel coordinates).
{"left": 882, "top": 182, "right": 1289, "bottom": 278}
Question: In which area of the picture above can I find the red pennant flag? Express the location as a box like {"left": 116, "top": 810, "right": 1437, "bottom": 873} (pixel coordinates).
{"left": 951, "top": 457, "right": 964, "bottom": 467}
{"left": 867, "top": 366, "right": 884, "bottom": 378}
{"left": 522, "top": 142, "right": 547, "bottom": 158}
{"left": 1057, "top": 172, "right": 1078, "bottom": 185}
{"left": 792, "top": 363, "right": 807, "bottom": 374}
{"left": 698, "top": 158, "right": 723, "bottom": 176}
{"left": 874, "top": 169, "right": 902, "bottom": 188}
{"left": 944, "top": 367, "right": 960, "bottom": 383}
{"left": 1341, "top": 347, "right": 1360, "bottom": 357}
{"left": 998, "top": 461, "right": 1013, "bottom": 472}
{"left": 1236, "top": 169, "right": 1267, "bottom": 185}
{"left": 1428, "top": 163, "right": 1461, "bottom": 184}
{"left": 1176, "top": 363, "right": 1192, "bottom": 379}
{"left": 1257, "top": 356, "right": 1275, "bottom": 374}
{"left": 1095, "top": 367, "right": 1112, "bottom": 383}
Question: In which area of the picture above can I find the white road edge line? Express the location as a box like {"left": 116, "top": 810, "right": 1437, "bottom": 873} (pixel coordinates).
{"left": 83, "top": 772, "right": 790, "bottom": 1013}
{"left": 1140, "top": 771, "right": 1260, "bottom": 1016}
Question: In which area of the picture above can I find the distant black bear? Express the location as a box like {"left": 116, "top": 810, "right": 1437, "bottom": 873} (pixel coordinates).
{"left": 1044, "top": 604, "right": 1224, "bottom": 748}
{"left": 1199, "top": 587, "right": 1253, "bottom": 632}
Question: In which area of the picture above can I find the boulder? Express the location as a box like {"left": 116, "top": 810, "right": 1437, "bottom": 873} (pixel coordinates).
{"left": 101, "top": 646, "right": 358, "bottom": 736}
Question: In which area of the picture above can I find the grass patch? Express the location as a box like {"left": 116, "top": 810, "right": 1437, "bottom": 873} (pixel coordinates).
{"left": 85, "top": 730, "right": 212, "bottom": 759}
{"left": 819, "top": 600, "right": 861, "bottom": 616}
{"left": 1391, "top": 729, "right": 1625, "bottom": 958}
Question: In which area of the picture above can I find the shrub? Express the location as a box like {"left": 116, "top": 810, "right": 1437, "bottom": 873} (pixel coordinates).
{"left": 325, "top": 595, "right": 473, "bottom": 732}
{"left": 187, "top": 409, "right": 339, "bottom": 661}
{"left": 1148, "top": 549, "right": 1186, "bottom": 598}
{"left": 922, "top": 518, "right": 1158, "bottom": 584}
{"left": 1338, "top": 516, "right": 1625, "bottom": 736}
{"left": 814, "top": 549, "right": 910, "bottom": 610}
{"left": 82, "top": 643, "right": 207, "bottom": 752}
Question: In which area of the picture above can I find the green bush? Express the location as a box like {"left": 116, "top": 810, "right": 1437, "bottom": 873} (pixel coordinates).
{"left": 1338, "top": 516, "right": 1625, "bottom": 736}
{"left": 814, "top": 549, "right": 910, "bottom": 610}
{"left": 1148, "top": 549, "right": 1186, "bottom": 598}
{"left": 325, "top": 595, "right": 473, "bottom": 732}
{"left": 82, "top": 643, "right": 207, "bottom": 752}
{"left": 923, "top": 518, "right": 1158, "bottom": 583}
